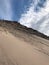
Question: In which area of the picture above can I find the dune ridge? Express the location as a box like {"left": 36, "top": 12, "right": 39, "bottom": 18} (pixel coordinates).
{"left": 0, "top": 20, "right": 49, "bottom": 40}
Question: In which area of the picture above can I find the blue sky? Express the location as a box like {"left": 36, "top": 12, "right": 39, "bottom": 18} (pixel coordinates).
{"left": 0, "top": 0, "right": 32, "bottom": 21}
{"left": 0, "top": 0, "right": 49, "bottom": 36}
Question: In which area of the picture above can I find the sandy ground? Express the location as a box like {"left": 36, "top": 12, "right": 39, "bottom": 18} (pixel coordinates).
{"left": 0, "top": 31, "right": 49, "bottom": 65}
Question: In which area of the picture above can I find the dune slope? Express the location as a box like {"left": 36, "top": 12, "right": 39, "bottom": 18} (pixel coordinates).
{"left": 0, "top": 20, "right": 49, "bottom": 65}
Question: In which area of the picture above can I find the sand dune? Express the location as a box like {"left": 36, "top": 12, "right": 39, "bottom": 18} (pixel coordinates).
{"left": 0, "top": 20, "right": 49, "bottom": 65}
{"left": 0, "top": 30, "right": 49, "bottom": 65}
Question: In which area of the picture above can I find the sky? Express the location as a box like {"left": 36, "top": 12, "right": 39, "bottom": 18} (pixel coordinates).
{"left": 0, "top": 0, "right": 49, "bottom": 36}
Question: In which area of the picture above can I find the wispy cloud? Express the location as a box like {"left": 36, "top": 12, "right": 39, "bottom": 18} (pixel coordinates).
{"left": 0, "top": 0, "right": 12, "bottom": 20}
{"left": 19, "top": 0, "right": 49, "bottom": 36}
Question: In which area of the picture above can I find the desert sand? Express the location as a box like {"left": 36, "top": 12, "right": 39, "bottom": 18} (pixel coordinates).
{"left": 0, "top": 20, "right": 49, "bottom": 65}
{"left": 0, "top": 30, "right": 49, "bottom": 65}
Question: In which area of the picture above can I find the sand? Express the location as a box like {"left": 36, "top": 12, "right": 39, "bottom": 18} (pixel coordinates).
{"left": 0, "top": 30, "right": 49, "bottom": 65}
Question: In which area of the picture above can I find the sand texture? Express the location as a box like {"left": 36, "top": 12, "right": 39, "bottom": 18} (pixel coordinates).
{"left": 0, "top": 20, "right": 49, "bottom": 65}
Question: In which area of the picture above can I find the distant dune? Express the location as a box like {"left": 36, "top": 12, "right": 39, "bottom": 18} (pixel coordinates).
{"left": 0, "top": 20, "right": 49, "bottom": 65}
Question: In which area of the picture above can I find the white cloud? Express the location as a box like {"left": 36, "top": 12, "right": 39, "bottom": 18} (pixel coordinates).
{"left": 19, "top": 0, "right": 49, "bottom": 36}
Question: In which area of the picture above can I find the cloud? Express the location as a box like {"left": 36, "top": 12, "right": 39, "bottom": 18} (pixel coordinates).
{"left": 0, "top": 0, "right": 12, "bottom": 20}
{"left": 0, "top": 0, "right": 49, "bottom": 36}
{"left": 19, "top": 0, "right": 49, "bottom": 36}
